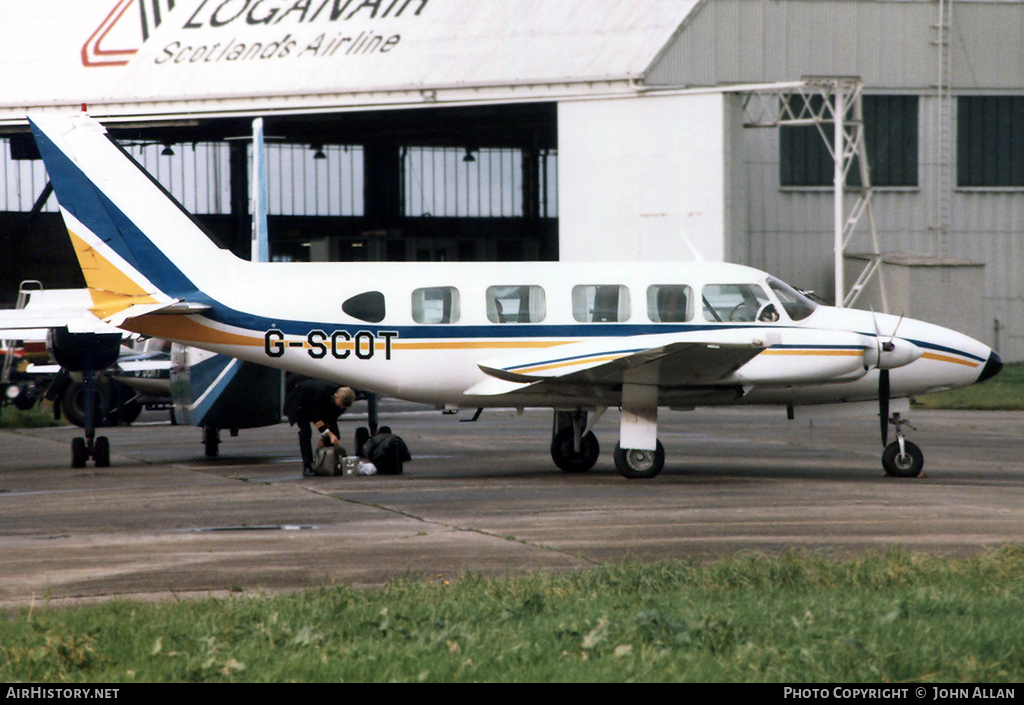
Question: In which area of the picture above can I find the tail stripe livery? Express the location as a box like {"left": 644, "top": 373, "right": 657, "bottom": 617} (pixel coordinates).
{"left": 30, "top": 115, "right": 301, "bottom": 341}
{"left": 29, "top": 117, "right": 205, "bottom": 314}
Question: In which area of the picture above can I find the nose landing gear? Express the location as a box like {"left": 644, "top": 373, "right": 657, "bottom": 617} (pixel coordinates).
{"left": 881, "top": 412, "right": 923, "bottom": 478}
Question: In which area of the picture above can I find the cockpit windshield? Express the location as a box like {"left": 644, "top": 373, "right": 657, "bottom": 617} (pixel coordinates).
{"left": 766, "top": 277, "right": 818, "bottom": 321}
{"left": 702, "top": 283, "right": 780, "bottom": 323}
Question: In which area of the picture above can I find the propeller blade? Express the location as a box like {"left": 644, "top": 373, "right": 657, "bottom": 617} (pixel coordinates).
{"left": 891, "top": 313, "right": 906, "bottom": 339}
{"left": 869, "top": 306, "right": 885, "bottom": 365}
{"left": 882, "top": 313, "right": 905, "bottom": 354}
{"left": 879, "top": 369, "right": 890, "bottom": 446}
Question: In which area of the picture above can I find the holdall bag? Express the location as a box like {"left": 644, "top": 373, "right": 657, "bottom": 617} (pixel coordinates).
{"left": 361, "top": 432, "right": 411, "bottom": 475}
{"left": 311, "top": 445, "right": 347, "bottom": 476}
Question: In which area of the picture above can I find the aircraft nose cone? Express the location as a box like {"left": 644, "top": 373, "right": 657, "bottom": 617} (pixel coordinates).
{"left": 976, "top": 351, "right": 1003, "bottom": 384}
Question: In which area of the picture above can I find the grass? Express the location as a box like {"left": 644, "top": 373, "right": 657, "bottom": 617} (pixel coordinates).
{"left": 0, "top": 402, "right": 60, "bottom": 429}
{"left": 3, "top": 547, "right": 1024, "bottom": 683}
{"left": 915, "top": 361, "right": 1024, "bottom": 410}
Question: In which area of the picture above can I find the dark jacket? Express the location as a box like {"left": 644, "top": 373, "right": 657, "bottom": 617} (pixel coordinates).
{"left": 284, "top": 379, "right": 343, "bottom": 427}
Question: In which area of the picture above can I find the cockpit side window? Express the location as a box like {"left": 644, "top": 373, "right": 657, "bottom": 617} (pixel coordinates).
{"left": 767, "top": 277, "right": 817, "bottom": 321}
{"left": 702, "top": 284, "right": 779, "bottom": 323}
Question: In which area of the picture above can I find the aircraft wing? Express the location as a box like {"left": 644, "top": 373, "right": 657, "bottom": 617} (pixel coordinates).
{"left": 468, "top": 333, "right": 766, "bottom": 397}
{"left": 468, "top": 325, "right": 874, "bottom": 399}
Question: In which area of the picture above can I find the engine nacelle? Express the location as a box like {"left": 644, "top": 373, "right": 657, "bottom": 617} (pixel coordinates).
{"left": 862, "top": 339, "right": 924, "bottom": 370}
{"left": 46, "top": 327, "right": 122, "bottom": 372}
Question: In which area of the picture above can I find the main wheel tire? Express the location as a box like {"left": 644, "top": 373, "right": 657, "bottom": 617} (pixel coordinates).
{"left": 94, "top": 436, "right": 110, "bottom": 467}
{"left": 550, "top": 427, "right": 600, "bottom": 473}
{"left": 203, "top": 427, "right": 220, "bottom": 458}
{"left": 613, "top": 441, "right": 665, "bottom": 479}
{"left": 61, "top": 382, "right": 107, "bottom": 428}
{"left": 114, "top": 400, "right": 143, "bottom": 426}
{"left": 355, "top": 427, "right": 370, "bottom": 457}
{"left": 106, "top": 381, "right": 143, "bottom": 425}
{"left": 71, "top": 437, "right": 87, "bottom": 468}
{"left": 882, "top": 440, "right": 924, "bottom": 478}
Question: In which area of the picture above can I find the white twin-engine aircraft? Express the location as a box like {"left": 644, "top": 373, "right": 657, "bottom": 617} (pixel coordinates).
{"left": 28, "top": 113, "right": 1002, "bottom": 479}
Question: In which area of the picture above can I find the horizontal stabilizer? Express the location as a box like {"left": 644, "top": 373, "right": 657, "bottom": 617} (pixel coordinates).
{"left": 0, "top": 287, "right": 124, "bottom": 337}
{"left": 103, "top": 300, "right": 212, "bottom": 327}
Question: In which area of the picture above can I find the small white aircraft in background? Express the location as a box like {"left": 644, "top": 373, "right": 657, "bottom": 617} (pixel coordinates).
{"left": 0, "top": 118, "right": 285, "bottom": 465}
{"left": 0, "top": 281, "right": 285, "bottom": 465}
{"left": 27, "top": 113, "right": 1002, "bottom": 478}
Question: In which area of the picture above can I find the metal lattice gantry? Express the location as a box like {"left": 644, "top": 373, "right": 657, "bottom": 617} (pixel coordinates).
{"left": 740, "top": 77, "right": 887, "bottom": 311}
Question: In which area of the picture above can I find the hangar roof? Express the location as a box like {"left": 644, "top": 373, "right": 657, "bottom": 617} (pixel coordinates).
{"left": 0, "top": 0, "right": 699, "bottom": 124}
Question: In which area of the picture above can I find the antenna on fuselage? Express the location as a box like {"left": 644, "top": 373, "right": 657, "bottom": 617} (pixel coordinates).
{"left": 679, "top": 227, "right": 705, "bottom": 262}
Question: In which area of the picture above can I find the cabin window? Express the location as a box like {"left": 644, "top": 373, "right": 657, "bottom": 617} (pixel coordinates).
{"left": 647, "top": 285, "right": 693, "bottom": 323}
{"left": 702, "top": 284, "right": 779, "bottom": 323}
{"left": 766, "top": 277, "right": 816, "bottom": 321}
{"left": 572, "top": 285, "right": 630, "bottom": 323}
{"left": 342, "top": 291, "right": 386, "bottom": 323}
{"left": 486, "top": 285, "right": 546, "bottom": 323}
{"left": 412, "top": 287, "right": 460, "bottom": 324}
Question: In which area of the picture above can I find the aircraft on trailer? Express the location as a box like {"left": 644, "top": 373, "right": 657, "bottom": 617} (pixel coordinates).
{"left": 27, "top": 112, "right": 1002, "bottom": 479}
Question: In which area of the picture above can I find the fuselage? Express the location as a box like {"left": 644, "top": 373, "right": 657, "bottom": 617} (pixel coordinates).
{"left": 120, "top": 257, "right": 999, "bottom": 410}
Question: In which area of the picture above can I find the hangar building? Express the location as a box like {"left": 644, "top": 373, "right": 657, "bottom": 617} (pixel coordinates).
{"left": 1, "top": 0, "right": 1023, "bottom": 358}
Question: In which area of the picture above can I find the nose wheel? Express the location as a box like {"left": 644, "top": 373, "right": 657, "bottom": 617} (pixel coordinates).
{"left": 882, "top": 440, "right": 923, "bottom": 477}
{"left": 881, "top": 412, "right": 923, "bottom": 477}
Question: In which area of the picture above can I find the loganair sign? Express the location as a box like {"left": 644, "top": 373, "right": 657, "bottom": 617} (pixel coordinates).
{"left": 0, "top": 0, "right": 692, "bottom": 122}
{"left": 82, "top": 0, "right": 430, "bottom": 69}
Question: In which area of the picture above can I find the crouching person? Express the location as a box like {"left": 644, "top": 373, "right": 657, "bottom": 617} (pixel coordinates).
{"left": 284, "top": 379, "right": 355, "bottom": 476}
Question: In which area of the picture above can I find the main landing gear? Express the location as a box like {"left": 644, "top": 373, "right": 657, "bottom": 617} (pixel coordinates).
{"left": 549, "top": 408, "right": 666, "bottom": 479}
{"left": 550, "top": 379, "right": 667, "bottom": 480}
{"left": 69, "top": 369, "right": 112, "bottom": 469}
{"left": 613, "top": 442, "right": 665, "bottom": 480}
{"left": 550, "top": 411, "right": 600, "bottom": 473}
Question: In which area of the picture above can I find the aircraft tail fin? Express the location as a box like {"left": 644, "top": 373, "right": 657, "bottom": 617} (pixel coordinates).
{"left": 27, "top": 113, "right": 232, "bottom": 323}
